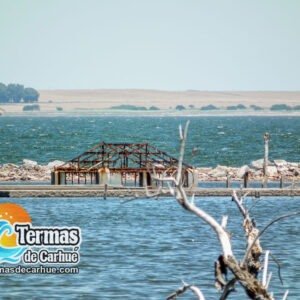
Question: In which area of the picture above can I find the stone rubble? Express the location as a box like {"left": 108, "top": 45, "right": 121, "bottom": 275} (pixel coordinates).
{"left": 197, "top": 159, "right": 299, "bottom": 181}
{"left": 0, "top": 160, "right": 64, "bottom": 182}
{"left": 0, "top": 159, "right": 298, "bottom": 182}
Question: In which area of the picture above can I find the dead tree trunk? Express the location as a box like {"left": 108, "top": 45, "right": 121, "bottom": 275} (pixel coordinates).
{"left": 232, "top": 191, "right": 262, "bottom": 277}
{"left": 144, "top": 122, "right": 296, "bottom": 300}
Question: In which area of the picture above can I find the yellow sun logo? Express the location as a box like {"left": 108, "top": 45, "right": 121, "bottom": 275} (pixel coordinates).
{"left": 0, "top": 203, "right": 31, "bottom": 247}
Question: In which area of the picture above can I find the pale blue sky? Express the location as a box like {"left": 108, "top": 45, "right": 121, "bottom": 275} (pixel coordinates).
{"left": 0, "top": 0, "right": 299, "bottom": 90}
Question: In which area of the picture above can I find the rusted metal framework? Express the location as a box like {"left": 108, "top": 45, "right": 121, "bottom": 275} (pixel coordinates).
{"left": 52, "top": 142, "right": 194, "bottom": 186}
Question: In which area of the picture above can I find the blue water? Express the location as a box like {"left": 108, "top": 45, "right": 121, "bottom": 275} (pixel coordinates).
{"left": 0, "top": 116, "right": 299, "bottom": 166}
{"left": 0, "top": 197, "right": 299, "bottom": 299}
{"left": 0, "top": 116, "right": 299, "bottom": 298}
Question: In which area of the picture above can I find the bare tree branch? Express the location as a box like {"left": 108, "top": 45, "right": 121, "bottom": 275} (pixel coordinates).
{"left": 175, "top": 121, "right": 189, "bottom": 186}
{"left": 221, "top": 215, "right": 228, "bottom": 229}
{"left": 169, "top": 123, "right": 275, "bottom": 299}
{"left": 215, "top": 256, "right": 228, "bottom": 290}
{"left": 176, "top": 183, "right": 233, "bottom": 257}
{"left": 269, "top": 252, "right": 284, "bottom": 285}
{"left": 166, "top": 282, "right": 205, "bottom": 300}
{"left": 232, "top": 190, "right": 262, "bottom": 277}
{"left": 150, "top": 122, "right": 233, "bottom": 257}
{"left": 282, "top": 290, "right": 289, "bottom": 300}
{"left": 219, "top": 278, "right": 236, "bottom": 300}
{"left": 243, "top": 211, "right": 300, "bottom": 266}
{"left": 232, "top": 190, "right": 247, "bottom": 218}
{"left": 266, "top": 272, "right": 272, "bottom": 289}
{"left": 146, "top": 121, "right": 297, "bottom": 300}
{"left": 262, "top": 251, "right": 270, "bottom": 287}
{"left": 189, "top": 285, "right": 206, "bottom": 300}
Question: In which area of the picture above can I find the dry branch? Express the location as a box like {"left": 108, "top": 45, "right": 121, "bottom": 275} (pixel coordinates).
{"left": 166, "top": 282, "right": 205, "bottom": 300}
{"left": 148, "top": 121, "right": 299, "bottom": 300}
{"left": 232, "top": 190, "right": 262, "bottom": 276}
{"left": 243, "top": 211, "right": 300, "bottom": 267}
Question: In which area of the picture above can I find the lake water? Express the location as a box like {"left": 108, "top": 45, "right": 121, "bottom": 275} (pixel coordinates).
{"left": 0, "top": 197, "right": 299, "bottom": 299}
{"left": 0, "top": 116, "right": 299, "bottom": 166}
{"left": 0, "top": 116, "right": 299, "bottom": 299}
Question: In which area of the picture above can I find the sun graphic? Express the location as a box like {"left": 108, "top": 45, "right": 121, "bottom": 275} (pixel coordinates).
{"left": 0, "top": 203, "right": 31, "bottom": 247}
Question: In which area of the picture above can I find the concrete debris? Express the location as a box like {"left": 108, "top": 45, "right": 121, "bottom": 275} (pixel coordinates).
{"left": 266, "top": 166, "right": 278, "bottom": 177}
{"left": 0, "top": 160, "right": 65, "bottom": 182}
{"left": 251, "top": 159, "right": 273, "bottom": 169}
{"left": 197, "top": 159, "right": 299, "bottom": 181}
{"left": 237, "top": 165, "right": 250, "bottom": 178}
{"left": 273, "top": 160, "right": 288, "bottom": 167}
{"left": 22, "top": 159, "right": 38, "bottom": 168}
{"left": 0, "top": 159, "right": 299, "bottom": 182}
{"left": 208, "top": 165, "right": 228, "bottom": 178}
{"left": 47, "top": 160, "right": 65, "bottom": 169}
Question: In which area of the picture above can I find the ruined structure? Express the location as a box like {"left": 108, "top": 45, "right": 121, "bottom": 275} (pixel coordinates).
{"left": 52, "top": 142, "right": 196, "bottom": 187}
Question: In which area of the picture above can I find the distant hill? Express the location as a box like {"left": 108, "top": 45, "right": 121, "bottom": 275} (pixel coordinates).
{"left": 38, "top": 89, "right": 300, "bottom": 111}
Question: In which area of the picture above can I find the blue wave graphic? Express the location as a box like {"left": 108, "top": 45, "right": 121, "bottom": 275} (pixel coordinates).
{"left": 0, "top": 220, "right": 26, "bottom": 264}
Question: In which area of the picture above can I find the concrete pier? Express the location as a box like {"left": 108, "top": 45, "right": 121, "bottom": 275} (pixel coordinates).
{"left": 0, "top": 185, "right": 299, "bottom": 198}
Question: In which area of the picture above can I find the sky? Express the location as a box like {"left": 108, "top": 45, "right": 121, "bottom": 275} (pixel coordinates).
{"left": 0, "top": 0, "right": 299, "bottom": 90}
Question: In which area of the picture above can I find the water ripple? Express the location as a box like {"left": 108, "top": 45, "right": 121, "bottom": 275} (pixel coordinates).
{"left": 0, "top": 197, "right": 298, "bottom": 299}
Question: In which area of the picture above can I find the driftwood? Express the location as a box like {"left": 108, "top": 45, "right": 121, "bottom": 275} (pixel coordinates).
{"left": 146, "top": 121, "right": 299, "bottom": 300}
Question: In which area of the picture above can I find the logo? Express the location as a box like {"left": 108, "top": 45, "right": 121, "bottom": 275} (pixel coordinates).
{"left": 0, "top": 203, "right": 30, "bottom": 263}
{"left": 0, "top": 203, "right": 81, "bottom": 272}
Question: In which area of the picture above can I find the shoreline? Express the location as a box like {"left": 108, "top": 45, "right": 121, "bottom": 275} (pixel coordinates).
{"left": 1, "top": 89, "right": 300, "bottom": 117}
{"left": 1, "top": 109, "right": 300, "bottom": 118}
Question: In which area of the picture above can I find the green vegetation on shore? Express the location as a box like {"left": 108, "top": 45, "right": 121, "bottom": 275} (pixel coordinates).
{"left": 200, "top": 104, "right": 218, "bottom": 110}
{"left": 226, "top": 104, "right": 247, "bottom": 110}
{"left": 148, "top": 106, "right": 160, "bottom": 110}
{"left": 110, "top": 104, "right": 161, "bottom": 111}
{"left": 270, "top": 104, "right": 292, "bottom": 111}
{"left": 23, "top": 104, "right": 40, "bottom": 111}
{"left": 106, "top": 103, "right": 300, "bottom": 112}
{"left": 250, "top": 104, "right": 263, "bottom": 110}
{"left": 0, "top": 82, "right": 39, "bottom": 103}
{"left": 110, "top": 104, "right": 147, "bottom": 110}
{"left": 175, "top": 105, "right": 186, "bottom": 110}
